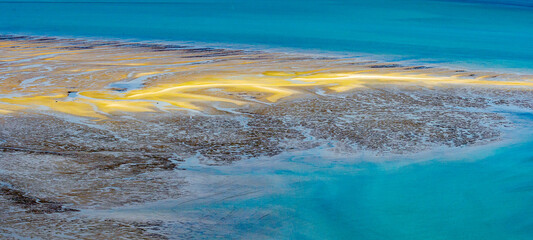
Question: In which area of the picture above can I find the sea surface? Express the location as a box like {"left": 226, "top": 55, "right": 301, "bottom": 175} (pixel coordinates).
{"left": 1, "top": 0, "right": 532, "bottom": 72}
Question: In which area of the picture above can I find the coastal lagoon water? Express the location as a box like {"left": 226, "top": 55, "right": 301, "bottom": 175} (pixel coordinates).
{"left": 1, "top": 0, "right": 532, "bottom": 72}
{"left": 98, "top": 111, "right": 533, "bottom": 239}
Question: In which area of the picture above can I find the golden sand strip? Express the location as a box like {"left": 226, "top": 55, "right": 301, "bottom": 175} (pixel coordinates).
{"left": 1, "top": 36, "right": 532, "bottom": 119}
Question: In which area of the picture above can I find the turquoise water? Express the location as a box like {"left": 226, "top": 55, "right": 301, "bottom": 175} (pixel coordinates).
{"left": 273, "top": 142, "right": 533, "bottom": 239}
{"left": 102, "top": 112, "right": 533, "bottom": 239}
{"left": 1, "top": 0, "right": 532, "bottom": 72}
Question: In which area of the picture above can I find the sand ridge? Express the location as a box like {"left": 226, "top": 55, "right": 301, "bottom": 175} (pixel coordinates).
{"left": 1, "top": 35, "right": 532, "bottom": 119}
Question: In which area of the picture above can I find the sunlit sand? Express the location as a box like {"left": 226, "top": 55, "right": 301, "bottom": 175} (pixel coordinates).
{"left": 1, "top": 37, "right": 531, "bottom": 119}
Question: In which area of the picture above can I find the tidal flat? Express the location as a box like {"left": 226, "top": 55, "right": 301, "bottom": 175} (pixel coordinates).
{"left": 1, "top": 36, "right": 533, "bottom": 239}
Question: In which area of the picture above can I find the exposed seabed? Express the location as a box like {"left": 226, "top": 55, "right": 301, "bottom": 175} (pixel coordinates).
{"left": 1, "top": 35, "right": 533, "bottom": 239}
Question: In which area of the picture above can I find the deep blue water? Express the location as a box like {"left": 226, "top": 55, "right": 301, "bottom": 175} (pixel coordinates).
{"left": 1, "top": 0, "right": 532, "bottom": 72}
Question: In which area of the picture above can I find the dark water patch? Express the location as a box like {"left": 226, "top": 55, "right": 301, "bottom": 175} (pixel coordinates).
{"left": 60, "top": 45, "right": 94, "bottom": 50}
{"left": 114, "top": 42, "right": 186, "bottom": 51}
{"left": 110, "top": 87, "right": 128, "bottom": 92}
{"left": 28, "top": 37, "right": 57, "bottom": 43}
{"left": 182, "top": 52, "right": 243, "bottom": 58}
{"left": 181, "top": 47, "right": 216, "bottom": 53}
{"left": 0, "top": 35, "right": 59, "bottom": 42}
{"left": 0, "top": 34, "right": 32, "bottom": 40}
{"left": 108, "top": 81, "right": 145, "bottom": 92}
{"left": 67, "top": 91, "right": 78, "bottom": 98}
{"left": 149, "top": 44, "right": 186, "bottom": 51}
{"left": 346, "top": 60, "right": 379, "bottom": 65}
{"left": 404, "top": 66, "right": 433, "bottom": 70}
{"left": 369, "top": 64, "right": 403, "bottom": 68}
{"left": 282, "top": 57, "right": 316, "bottom": 61}
{"left": 178, "top": 48, "right": 245, "bottom": 57}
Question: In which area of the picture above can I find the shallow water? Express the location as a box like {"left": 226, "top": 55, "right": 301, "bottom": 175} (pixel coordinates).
{"left": 1, "top": 0, "right": 532, "bottom": 72}
{"left": 95, "top": 111, "right": 533, "bottom": 239}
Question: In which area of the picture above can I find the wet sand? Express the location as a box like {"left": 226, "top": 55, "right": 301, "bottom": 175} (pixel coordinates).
{"left": 1, "top": 35, "right": 533, "bottom": 239}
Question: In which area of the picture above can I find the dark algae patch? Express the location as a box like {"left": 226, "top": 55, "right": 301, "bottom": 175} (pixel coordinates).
{"left": 0, "top": 186, "right": 79, "bottom": 214}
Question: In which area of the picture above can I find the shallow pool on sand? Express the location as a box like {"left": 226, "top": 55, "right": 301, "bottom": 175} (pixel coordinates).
{"left": 94, "top": 112, "right": 533, "bottom": 239}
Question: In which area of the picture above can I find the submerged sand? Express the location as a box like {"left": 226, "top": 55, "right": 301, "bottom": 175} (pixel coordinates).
{"left": 1, "top": 35, "right": 533, "bottom": 239}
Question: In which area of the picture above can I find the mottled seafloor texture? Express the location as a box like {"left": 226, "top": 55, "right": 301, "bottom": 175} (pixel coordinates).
{"left": 1, "top": 36, "right": 533, "bottom": 239}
